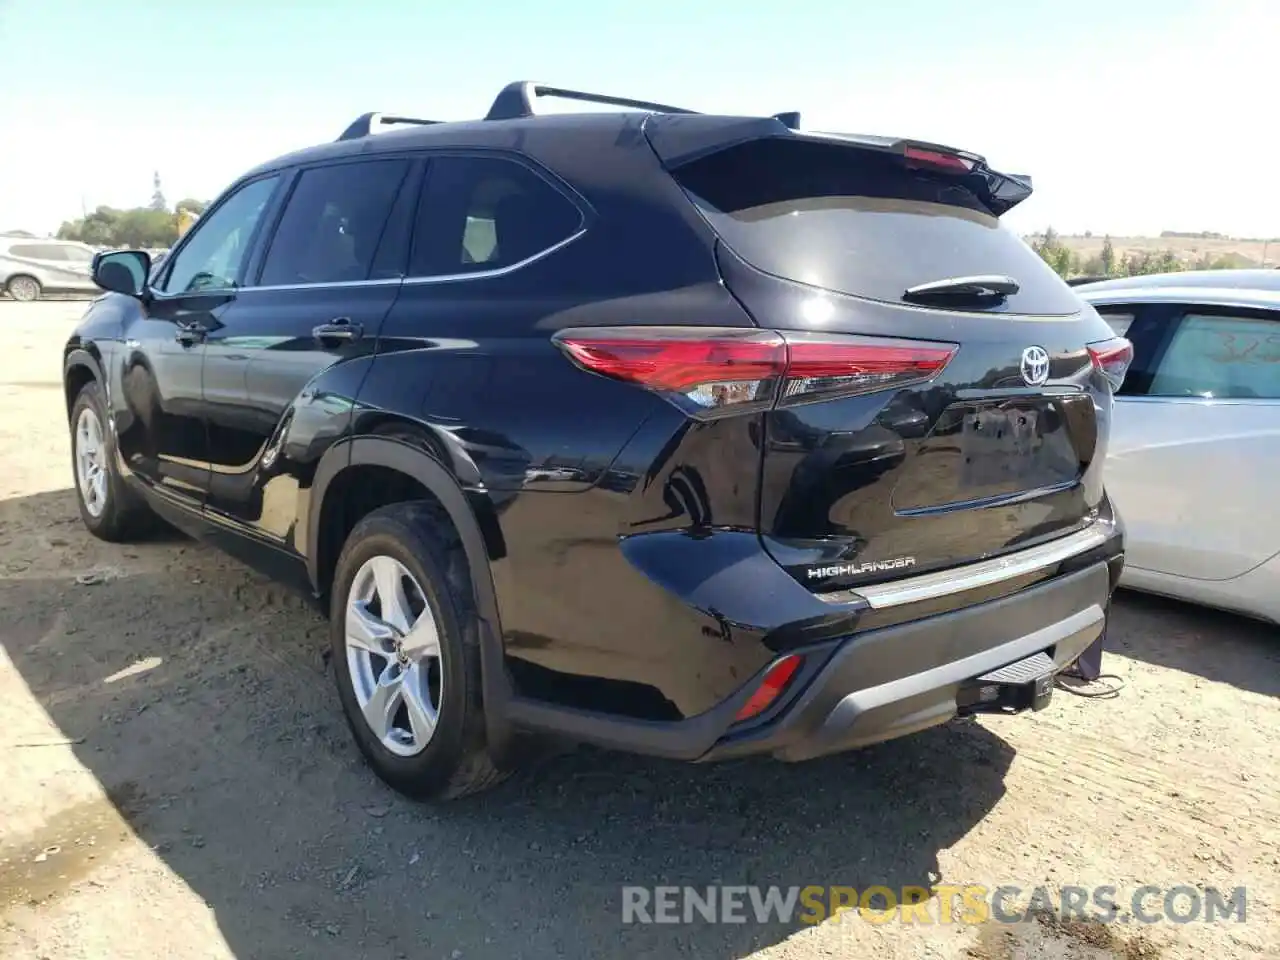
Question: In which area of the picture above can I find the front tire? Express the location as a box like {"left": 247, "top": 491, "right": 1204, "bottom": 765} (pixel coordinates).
{"left": 70, "top": 381, "right": 154, "bottom": 541}
{"left": 6, "top": 275, "right": 41, "bottom": 302}
{"left": 330, "top": 502, "right": 506, "bottom": 801}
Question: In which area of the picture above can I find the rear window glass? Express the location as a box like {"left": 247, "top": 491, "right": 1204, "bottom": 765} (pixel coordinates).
{"left": 672, "top": 138, "right": 1080, "bottom": 316}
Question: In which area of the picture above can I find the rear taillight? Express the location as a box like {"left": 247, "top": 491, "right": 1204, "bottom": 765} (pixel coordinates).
{"left": 734, "top": 654, "right": 803, "bottom": 723}
{"left": 1087, "top": 337, "right": 1133, "bottom": 390}
{"left": 553, "top": 327, "right": 957, "bottom": 418}
{"left": 553, "top": 327, "right": 784, "bottom": 417}
{"left": 781, "top": 333, "right": 957, "bottom": 405}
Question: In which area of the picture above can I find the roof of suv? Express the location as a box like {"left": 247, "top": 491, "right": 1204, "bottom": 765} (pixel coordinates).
{"left": 245, "top": 111, "right": 642, "bottom": 179}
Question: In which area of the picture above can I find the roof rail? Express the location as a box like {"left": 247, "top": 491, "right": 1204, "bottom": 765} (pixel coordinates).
{"left": 337, "top": 112, "right": 441, "bottom": 142}
{"left": 485, "top": 81, "right": 698, "bottom": 121}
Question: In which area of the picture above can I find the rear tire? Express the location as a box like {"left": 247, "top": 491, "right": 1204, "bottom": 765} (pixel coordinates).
{"left": 6, "top": 275, "right": 41, "bottom": 302}
{"left": 330, "top": 501, "right": 507, "bottom": 801}
{"left": 70, "top": 380, "right": 154, "bottom": 541}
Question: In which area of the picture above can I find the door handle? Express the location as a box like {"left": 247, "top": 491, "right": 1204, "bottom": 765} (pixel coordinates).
{"left": 312, "top": 318, "right": 363, "bottom": 344}
{"left": 174, "top": 323, "right": 205, "bottom": 346}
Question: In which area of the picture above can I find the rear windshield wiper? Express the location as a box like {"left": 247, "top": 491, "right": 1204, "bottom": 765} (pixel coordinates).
{"left": 903, "top": 274, "right": 1020, "bottom": 302}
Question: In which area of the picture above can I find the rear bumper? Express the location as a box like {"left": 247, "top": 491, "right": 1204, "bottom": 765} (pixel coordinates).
{"left": 702, "top": 559, "right": 1111, "bottom": 762}
{"left": 504, "top": 534, "right": 1122, "bottom": 762}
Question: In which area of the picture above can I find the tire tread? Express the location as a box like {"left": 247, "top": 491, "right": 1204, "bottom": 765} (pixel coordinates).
{"left": 332, "top": 499, "right": 508, "bottom": 801}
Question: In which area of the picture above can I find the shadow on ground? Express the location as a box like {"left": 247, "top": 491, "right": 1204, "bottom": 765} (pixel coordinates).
{"left": 1109, "top": 588, "right": 1280, "bottom": 698}
{"left": 0, "top": 489, "right": 1077, "bottom": 957}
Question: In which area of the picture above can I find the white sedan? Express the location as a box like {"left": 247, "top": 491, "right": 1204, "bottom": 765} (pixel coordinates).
{"left": 1076, "top": 269, "right": 1280, "bottom": 624}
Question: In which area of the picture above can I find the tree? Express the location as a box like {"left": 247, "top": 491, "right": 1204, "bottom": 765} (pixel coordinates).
{"left": 1029, "top": 226, "right": 1077, "bottom": 278}
{"left": 1100, "top": 236, "right": 1115, "bottom": 276}
{"left": 175, "top": 198, "right": 207, "bottom": 217}
{"left": 56, "top": 203, "right": 180, "bottom": 248}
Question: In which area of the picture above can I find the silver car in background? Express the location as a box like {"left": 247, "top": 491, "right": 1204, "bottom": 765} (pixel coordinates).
{"left": 0, "top": 237, "right": 100, "bottom": 301}
{"left": 1076, "top": 270, "right": 1280, "bottom": 623}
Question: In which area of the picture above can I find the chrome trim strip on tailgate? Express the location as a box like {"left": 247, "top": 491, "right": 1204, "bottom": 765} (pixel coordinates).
{"left": 819, "top": 525, "right": 1112, "bottom": 610}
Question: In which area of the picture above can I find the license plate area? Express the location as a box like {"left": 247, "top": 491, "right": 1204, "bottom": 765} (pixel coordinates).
{"left": 892, "top": 397, "right": 1086, "bottom": 512}
{"left": 961, "top": 405, "right": 1044, "bottom": 488}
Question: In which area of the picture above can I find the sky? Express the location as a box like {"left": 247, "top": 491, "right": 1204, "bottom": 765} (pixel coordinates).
{"left": 1, "top": 0, "right": 1277, "bottom": 240}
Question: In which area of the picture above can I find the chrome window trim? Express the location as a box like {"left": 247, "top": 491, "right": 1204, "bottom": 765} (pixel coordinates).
{"left": 818, "top": 524, "right": 1111, "bottom": 610}
{"left": 144, "top": 228, "right": 588, "bottom": 297}
{"left": 242, "top": 277, "right": 404, "bottom": 293}
{"left": 400, "top": 227, "right": 586, "bottom": 285}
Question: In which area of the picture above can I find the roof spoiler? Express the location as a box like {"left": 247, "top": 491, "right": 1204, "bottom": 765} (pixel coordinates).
{"left": 644, "top": 116, "right": 1035, "bottom": 216}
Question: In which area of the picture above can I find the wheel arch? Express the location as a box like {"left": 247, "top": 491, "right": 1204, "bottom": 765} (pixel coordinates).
{"left": 63, "top": 348, "right": 106, "bottom": 419}
{"left": 308, "top": 435, "right": 514, "bottom": 744}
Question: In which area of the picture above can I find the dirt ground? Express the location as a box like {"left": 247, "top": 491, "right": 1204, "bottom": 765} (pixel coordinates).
{"left": 0, "top": 301, "right": 1276, "bottom": 960}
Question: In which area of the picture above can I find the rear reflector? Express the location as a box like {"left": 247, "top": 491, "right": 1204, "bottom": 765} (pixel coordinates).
{"left": 1087, "top": 337, "right": 1134, "bottom": 390}
{"left": 554, "top": 327, "right": 957, "bottom": 418}
{"left": 735, "top": 654, "right": 803, "bottom": 723}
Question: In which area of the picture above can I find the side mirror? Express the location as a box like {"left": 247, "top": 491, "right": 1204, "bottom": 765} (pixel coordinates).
{"left": 92, "top": 250, "right": 152, "bottom": 298}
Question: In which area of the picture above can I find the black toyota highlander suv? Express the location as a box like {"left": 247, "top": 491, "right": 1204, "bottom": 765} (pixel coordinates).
{"left": 64, "top": 82, "right": 1130, "bottom": 800}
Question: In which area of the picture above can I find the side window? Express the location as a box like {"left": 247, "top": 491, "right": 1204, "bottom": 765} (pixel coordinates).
{"left": 1096, "top": 309, "right": 1133, "bottom": 338}
{"left": 160, "top": 176, "right": 279, "bottom": 294}
{"left": 63, "top": 245, "right": 96, "bottom": 264}
{"left": 258, "top": 159, "right": 411, "bottom": 287}
{"left": 10, "top": 244, "right": 51, "bottom": 260}
{"left": 1148, "top": 310, "right": 1280, "bottom": 400}
{"left": 409, "top": 156, "right": 582, "bottom": 278}
{"left": 1095, "top": 303, "right": 1173, "bottom": 397}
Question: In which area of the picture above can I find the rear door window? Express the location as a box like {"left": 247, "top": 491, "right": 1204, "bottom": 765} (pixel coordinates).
{"left": 671, "top": 137, "right": 1081, "bottom": 315}
{"left": 259, "top": 159, "right": 411, "bottom": 286}
{"left": 1148, "top": 309, "right": 1280, "bottom": 399}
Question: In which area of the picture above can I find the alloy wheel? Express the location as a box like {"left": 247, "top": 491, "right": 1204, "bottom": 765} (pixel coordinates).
{"left": 74, "top": 407, "right": 108, "bottom": 518}
{"left": 345, "top": 555, "right": 443, "bottom": 757}
{"left": 7, "top": 276, "right": 39, "bottom": 302}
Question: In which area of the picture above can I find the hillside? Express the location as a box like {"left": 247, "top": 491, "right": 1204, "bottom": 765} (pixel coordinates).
{"left": 1053, "top": 234, "right": 1275, "bottom": 270}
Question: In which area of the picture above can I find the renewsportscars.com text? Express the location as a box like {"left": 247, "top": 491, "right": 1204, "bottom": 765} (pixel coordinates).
{"left": 621, "top": 884, "right": 1247, "bottom": 926}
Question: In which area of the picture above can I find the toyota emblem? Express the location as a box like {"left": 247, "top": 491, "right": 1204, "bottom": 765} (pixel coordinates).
{"left": 1020, "top": 346, "right": 1051, "bottom": 386}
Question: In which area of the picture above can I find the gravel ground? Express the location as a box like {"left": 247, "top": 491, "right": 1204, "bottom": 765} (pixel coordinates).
{"left": 0, "top": 301, "right": 1277, "bottom": 959}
